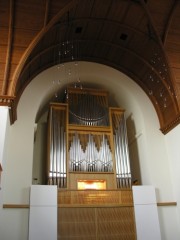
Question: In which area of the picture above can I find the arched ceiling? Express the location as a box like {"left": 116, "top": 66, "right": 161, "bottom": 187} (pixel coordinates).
{"left": 22, "top": 62, "right": 154, "bottom": 131}
{"left": 0, "top": 0, "right": 180, "bottom": 134}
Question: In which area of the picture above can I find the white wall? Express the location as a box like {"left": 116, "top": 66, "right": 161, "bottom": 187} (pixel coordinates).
{"left": 0, "top": 107, "right": 9, "bottom": 237}
{"left": 0, "top": 107, "right": 9, "bottom": 166}
{"left": 133, "top": 186, "right": 161, "bottom": 240}
{"left": 0, "top": 107, "right": 30, "bottom": 240}
{"left": 0, "top": 62, "right": 179, "bottom": 239}
{"left": 29, "top": 185, "right": 57, "bottom": 240}
{"left": 164, "top": 125, "right": 180, "bottom": 230}
{"left": 32, "top": 122, "right": 47, "bottom": 185}
{"left": 0, "top": 106, "right": 9, "bottom": 196}
{"left": 165, "top": 125, "right": 180, "bottom": 208}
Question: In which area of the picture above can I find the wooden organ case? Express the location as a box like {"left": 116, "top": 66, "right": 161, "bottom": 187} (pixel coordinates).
{"left": 47, "top": 87, "right": 136, "bottom": 240}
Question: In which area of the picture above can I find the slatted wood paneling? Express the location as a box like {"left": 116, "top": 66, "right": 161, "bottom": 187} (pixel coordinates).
{"left": 58, "top": 190, "right": 133, "bottom": 206}
{"left": 58, "top": 190, "right": 136, "bottom": 239}
{"left": 58, "top": 206, "right": 136, "bottom": 240}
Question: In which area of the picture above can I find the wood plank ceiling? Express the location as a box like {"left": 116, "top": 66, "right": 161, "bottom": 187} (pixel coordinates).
{"left": 0, "top": 0, "right": 180, "bottom": 134}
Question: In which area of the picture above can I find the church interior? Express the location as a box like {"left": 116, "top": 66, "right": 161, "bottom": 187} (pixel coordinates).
{"left": 0, "top": 1, "right": 180, "bottom": 239}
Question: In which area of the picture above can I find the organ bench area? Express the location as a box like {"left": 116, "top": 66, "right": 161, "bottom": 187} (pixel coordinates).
{"left": 47, "top": 87, "right": 136, "bottom": 239}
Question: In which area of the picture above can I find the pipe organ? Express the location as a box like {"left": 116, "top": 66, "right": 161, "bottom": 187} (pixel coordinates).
{"left": 47, "top": 87, "right": 132, "bottom": 189}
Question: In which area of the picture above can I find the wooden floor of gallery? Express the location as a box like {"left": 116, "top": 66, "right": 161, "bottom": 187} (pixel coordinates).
{"left": 58, "top": 190, "right": 136, "bottom": 240}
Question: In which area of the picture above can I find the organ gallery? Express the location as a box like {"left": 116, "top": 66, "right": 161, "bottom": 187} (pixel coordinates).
{"left": 46, "top": 86, "right": 136, "bottom": 239}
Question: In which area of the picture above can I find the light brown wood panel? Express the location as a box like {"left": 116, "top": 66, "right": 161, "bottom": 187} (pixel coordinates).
{"left": 58, "top": 206, "right": 136, "bottom": 240}
{"left": 58, "top": 189, "right": 133, "bottom": 206}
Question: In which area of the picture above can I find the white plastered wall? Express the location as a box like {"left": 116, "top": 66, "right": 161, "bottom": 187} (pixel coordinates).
{"left": 0, "top": 62, "right": 179, "bottom": 240}
{"left": 0, "top": 107, "right": 9, "bottom": 203}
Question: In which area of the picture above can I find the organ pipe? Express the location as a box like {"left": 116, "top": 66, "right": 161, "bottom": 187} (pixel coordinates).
{"left": 48, "top": 106, "right": 67, "bottom": 188}
{"left": 112, "top": 111, "right": 132, "bottom": 188}
{"left": 69, "top": 133, "right": 113, "bottom": 172}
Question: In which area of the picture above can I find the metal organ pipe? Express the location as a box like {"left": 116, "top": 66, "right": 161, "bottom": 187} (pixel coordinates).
{"left": 123, "top": 115, "right": 131, "bottom": 175}
{"left": 119, "top": 122, "right": 126, "bottom": 182}
{"left": 68, "top": 92, "right": 109, "bottom": 126}
{"left": 114, "top": 132, "right": 122, "bottom": 188}
{"left": 69, "top": 133, "right": 85, "bottom": 171}
{"left": 69, "top": 133, "right": 113, "bottom": 173}
{"left": 53, "top": 111, "right": 57, "bottom": 183}
{"left": 113, "top": 113, "right": 132, "bottom": 188}
{"left": 49, "top": 108, "right": 67, "bottom": 188}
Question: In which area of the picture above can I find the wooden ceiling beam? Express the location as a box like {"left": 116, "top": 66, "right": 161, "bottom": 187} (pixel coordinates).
{"left": 44, "top": 0, "right": 50, "bottom": 27}
{"left": 2, "top": 0, "right": 15, "bottom": 95}
{"left": 10, "top": 0, "right": 80, "bottom": 96}
{"left": 162, "top": 0, "right": 179, "bottom": 46}
{"left": 18, "top": 38, "right": 176, "bottom": 105}
{"left": 139, "top": 0, "right": 171, "bottom": 63}
{"left": 139, "top": 0, "right": 180, "bottom": 112}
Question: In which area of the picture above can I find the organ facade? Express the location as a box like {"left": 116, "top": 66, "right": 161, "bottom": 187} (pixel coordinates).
{"left": 47, "top": 87, "right": 132, "bottom": 190}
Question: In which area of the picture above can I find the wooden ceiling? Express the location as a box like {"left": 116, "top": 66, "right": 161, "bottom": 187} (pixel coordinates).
{"left": 0, "top": 0, "right": 180, "bottom": 134}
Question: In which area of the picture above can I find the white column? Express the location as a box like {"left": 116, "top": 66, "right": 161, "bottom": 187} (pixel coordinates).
{"left": 29, "top": 185, "right": 57, "bottom": 240}
{"left": 0, "top": 106, "right": 9, "bottom": 191}
{"left": 0, "top": 106, "right": 9, "bottom": 165}
{"left": 132, "top": 185, "right": 161, "bottom": 240}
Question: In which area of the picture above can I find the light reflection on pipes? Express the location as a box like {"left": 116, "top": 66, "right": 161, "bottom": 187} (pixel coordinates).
{"left": 69, "top": 133, "right": 113, "bottom": 172}
{"left": 49, "top": 108, "right": 67, "bottom": 188}
{"left": 113, "top": 114, "right": 132, "bottom": 188}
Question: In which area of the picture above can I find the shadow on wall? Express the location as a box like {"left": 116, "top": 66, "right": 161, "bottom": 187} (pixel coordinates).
{"left": 126, "top": 114, "right": 142, "bottom": 185}
{"left": 32, "top": 122, "right": 48, "bottom": 185}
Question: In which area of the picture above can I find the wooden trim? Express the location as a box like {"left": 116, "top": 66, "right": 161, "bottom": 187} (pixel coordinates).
{"left": 58, "top": 188, "right": 132, "bottom": 192}
{"left": 3, "top": 204, "right": 29, "bottom": 209}
{"left": 2, "top": 202, "right": 177, "bottom": 209}
{"left": 59, "top": 202, "right": 177, "bottom": 208}
{"left": 68, "top": 171, "right": 114, "bottom": 174}
{"left": 58, "top": 203, "right": 134, "bottom": 208}
{"left": 157, "top": 202, "right": 177, "bottom": 207}
{"left": 68, "top": 124, "right": 111, "bottom": 133}
{"left": 160, "top": 113, "right": 180, "bottom": 134}
{"left": 0, "top": 95, "right": 15, "bottom": 107}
